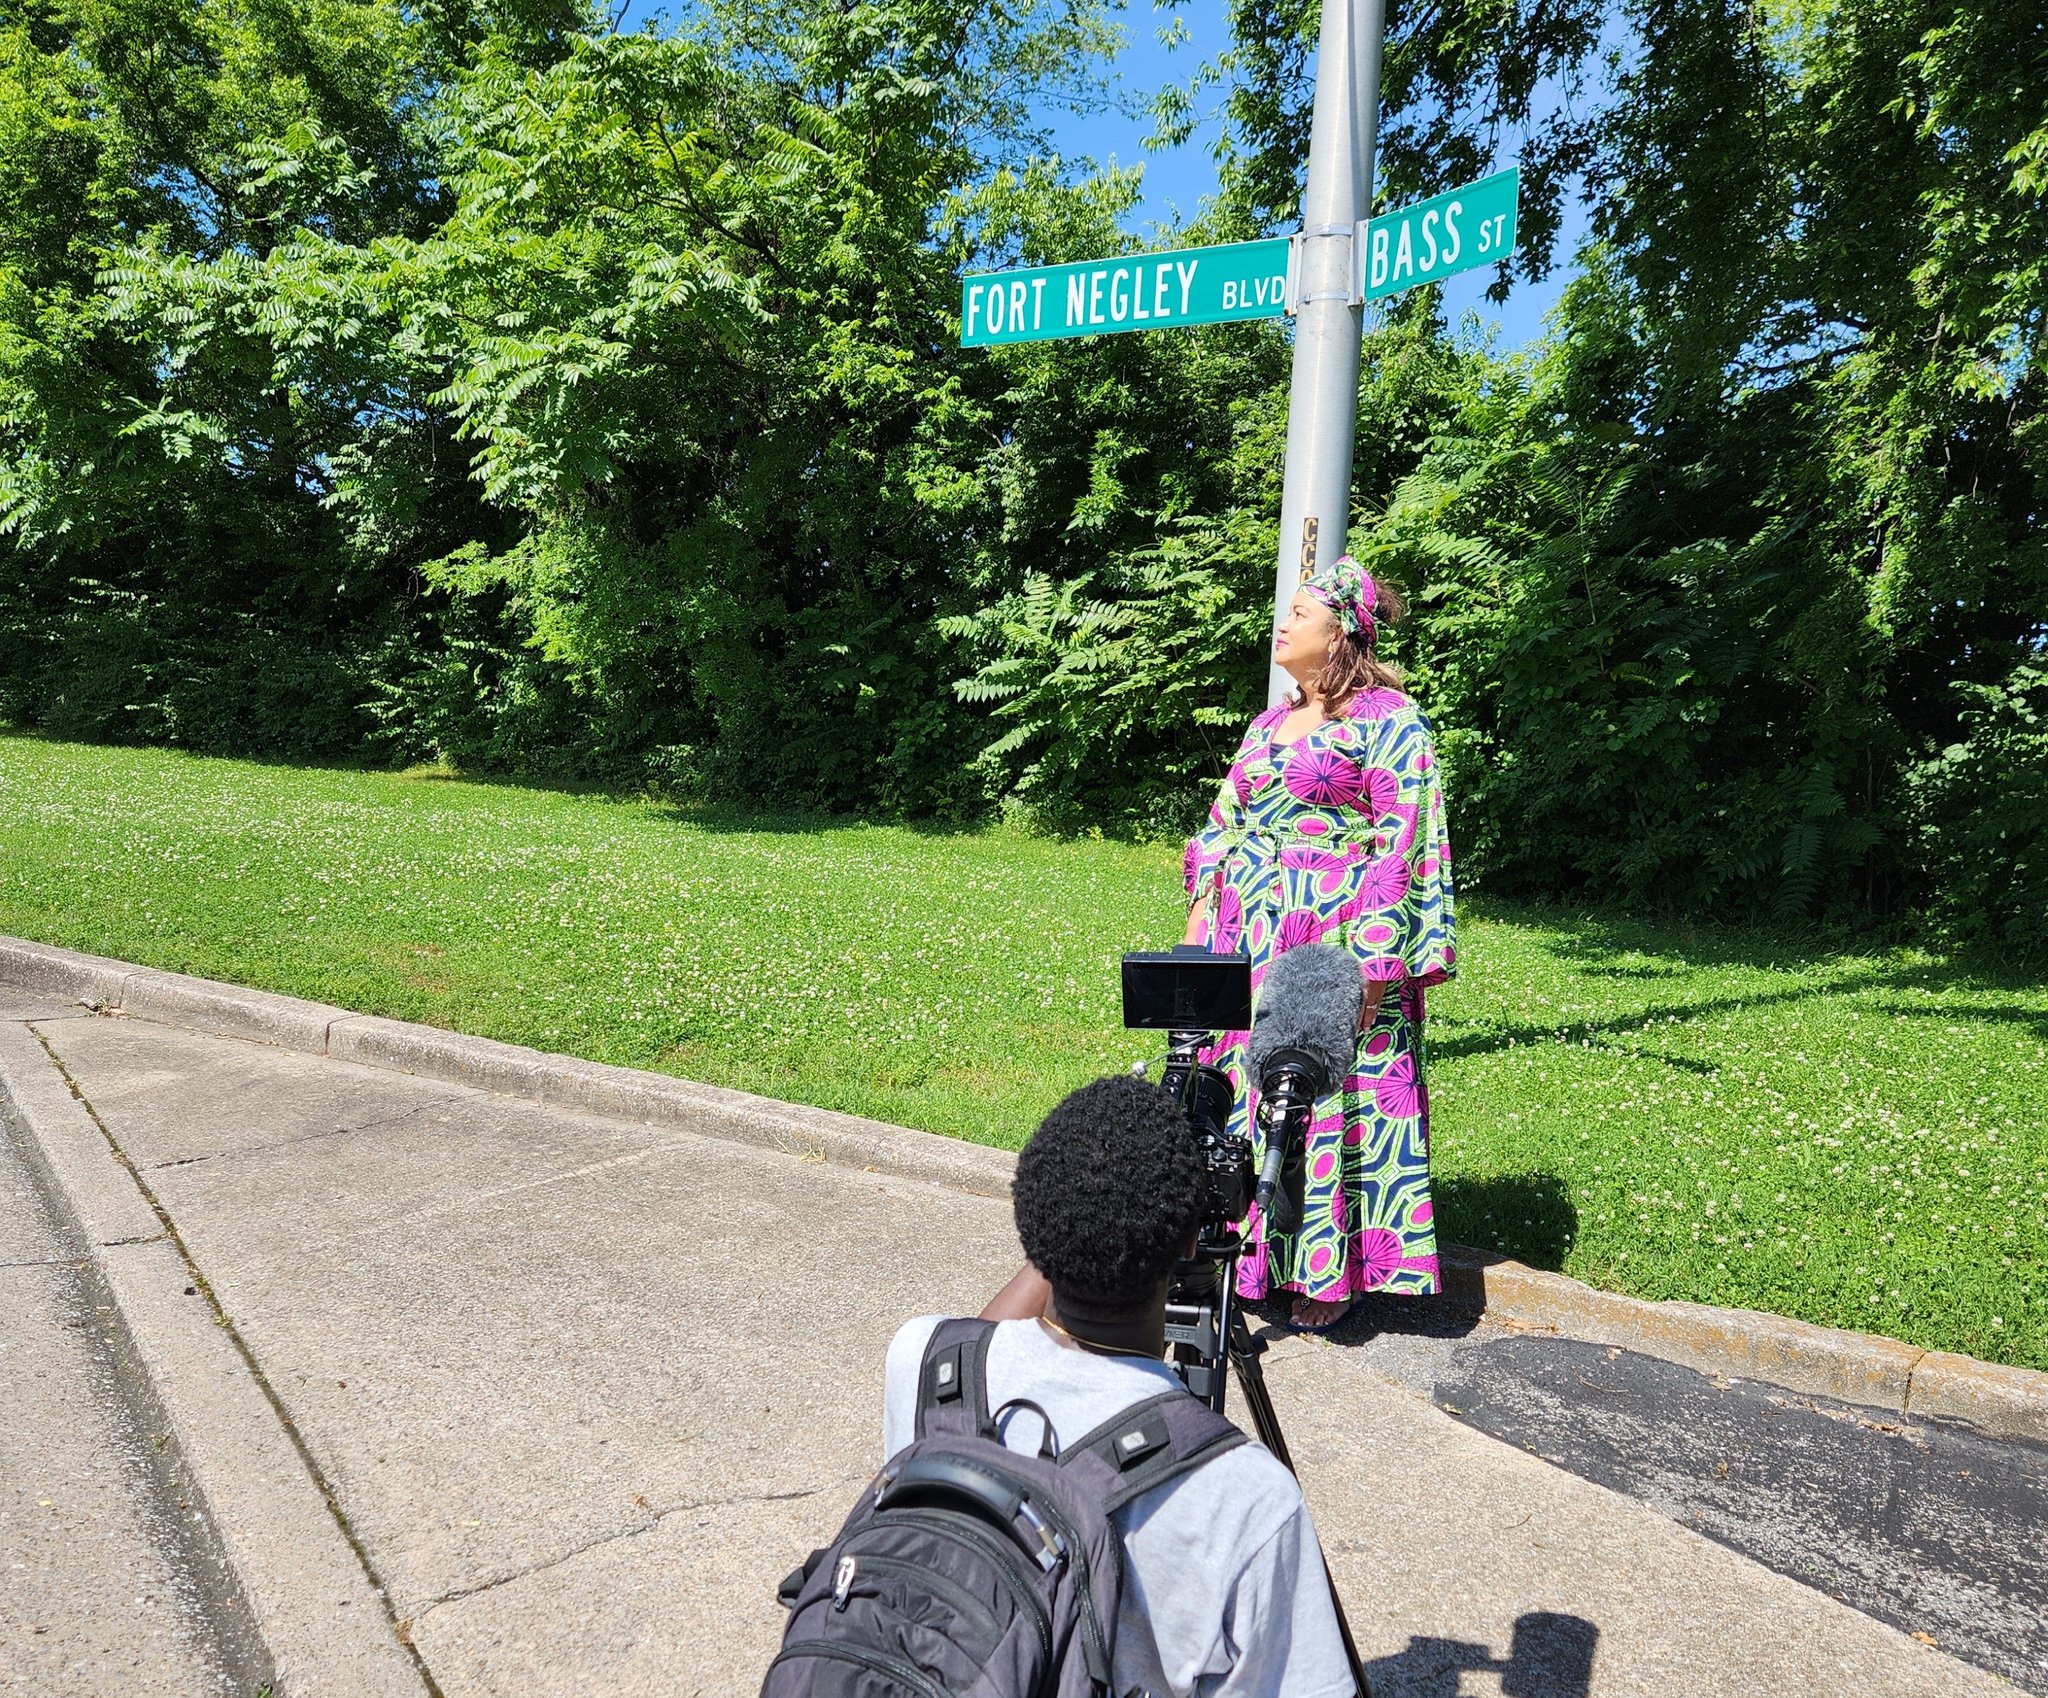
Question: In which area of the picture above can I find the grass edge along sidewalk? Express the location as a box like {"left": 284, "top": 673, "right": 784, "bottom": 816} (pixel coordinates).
{"left": 3, "top": 932, "right": 2042, "bottom": 1448}
{"left": 7, "top": 736, "right": 2042, "bottom": 1372}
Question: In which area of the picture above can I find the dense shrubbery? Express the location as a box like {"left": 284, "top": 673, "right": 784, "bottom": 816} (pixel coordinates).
{"left": 0, "top": 0, "right": 2043, "bottom": 952}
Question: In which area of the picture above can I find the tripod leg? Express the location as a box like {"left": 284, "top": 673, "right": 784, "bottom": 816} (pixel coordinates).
{"left": 1226, "top": 1312, "right": 1374, "bottom": 1698}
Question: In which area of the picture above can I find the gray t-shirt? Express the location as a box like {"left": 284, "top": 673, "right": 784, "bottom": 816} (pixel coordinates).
{"left": 882, "top": 1316, "right": 1354, "bottom": 1698}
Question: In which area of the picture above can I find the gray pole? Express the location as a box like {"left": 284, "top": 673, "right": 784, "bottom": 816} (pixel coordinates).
{"left": 1266, "top": 0, "right": 1387, "bottom": 705}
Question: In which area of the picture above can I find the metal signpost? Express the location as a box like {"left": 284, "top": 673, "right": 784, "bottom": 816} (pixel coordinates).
{"left": 956, "top": 0, "right": 1518, "bottom": 702}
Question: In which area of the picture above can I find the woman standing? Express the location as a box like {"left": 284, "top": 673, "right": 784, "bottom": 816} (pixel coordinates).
{"left": 1182, "top": 557, "right": 1456, "bottom": 1331}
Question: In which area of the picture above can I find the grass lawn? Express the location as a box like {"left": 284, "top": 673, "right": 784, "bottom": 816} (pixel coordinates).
{"left": 2, "top": 731, "right": 2043, "bottom": 1371}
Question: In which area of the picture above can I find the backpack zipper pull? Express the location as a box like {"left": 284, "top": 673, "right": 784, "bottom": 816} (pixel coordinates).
{"left": 830, "top": 1555, "right": 857, "bottom": 1610}
{"left": 1015, "top": 1499, "right": 1066, "bottom": 1572}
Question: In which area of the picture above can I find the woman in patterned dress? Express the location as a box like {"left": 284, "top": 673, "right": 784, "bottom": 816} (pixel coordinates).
{"left": 1180, "top": 556, "right": 1456, "bottom": 1331}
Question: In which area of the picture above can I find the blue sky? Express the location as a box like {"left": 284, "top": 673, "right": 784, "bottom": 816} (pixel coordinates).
{"left": 614, "top": 0, "right": 1583, "bottom": 350}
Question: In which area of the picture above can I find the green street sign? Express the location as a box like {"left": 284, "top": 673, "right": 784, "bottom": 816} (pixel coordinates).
{"left": 1361, "top": 167, "right": 1518, "bottom": 302}
{"left": 960, "top": 237, "right": 1291, "bottom": 348}
{"left": 956, "top": 167, "right": 1519, "bottom": 346}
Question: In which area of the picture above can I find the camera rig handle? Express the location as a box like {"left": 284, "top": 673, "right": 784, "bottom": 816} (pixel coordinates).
{"left": 1252, "top": 1049, "right": 1322, "bottom": 1222}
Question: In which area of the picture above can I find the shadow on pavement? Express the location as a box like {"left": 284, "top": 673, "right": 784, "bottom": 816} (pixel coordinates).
{"left": 1365, "top": 1611, "right": 1599, "bottom": 1698}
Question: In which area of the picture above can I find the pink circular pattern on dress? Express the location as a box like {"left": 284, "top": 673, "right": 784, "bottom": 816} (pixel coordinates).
{"left": 1374, "top": 1053, "right": 1421, "bottom": 1119}
{"left": 1362, "top": 1030, "right": 1393, "bottom": 1058}
{"left": 1358, "top": 854, "right": 1410, "bottom": 911}
{"left": 1355, "top": 765, "right": 1399, "bottom": 819}
{"left": 1313, "top": 1151, "right": 1336, "bottom": 1181}
{"left": 1348, "top": 687, "right": 1409, "bottom": 721}
{"left": 1277, "top": 909, "right": 1328, "bottom": 951}
{"left": 1356, "top": 1228, "right": 1404, "bottom": 1288}
{"left": 1360, "top": 921, "right": 1396, "bottom": 945}
{"left": 1212, "top": 885, "right": 1244, "bottom": 952}
{"left": 1283, "top": 746, "right": 1367, "bottom": 809}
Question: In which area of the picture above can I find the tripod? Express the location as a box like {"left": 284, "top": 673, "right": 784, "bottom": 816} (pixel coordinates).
{"left": 1164, "top": 1241, "right": 1374, "bottom": 1698}
{"left": 1149, "top": 1019, "right": 1373, "bottom": 1698}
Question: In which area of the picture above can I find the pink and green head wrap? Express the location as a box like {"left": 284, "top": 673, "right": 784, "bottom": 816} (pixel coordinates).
{"left": 1300, "top": 554, "right": 1379, "bottom": 642}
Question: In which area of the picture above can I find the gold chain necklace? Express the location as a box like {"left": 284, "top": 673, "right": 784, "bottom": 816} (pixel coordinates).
{"left": 1038, "top": 1315, "right": 1163, "bottom": 1361}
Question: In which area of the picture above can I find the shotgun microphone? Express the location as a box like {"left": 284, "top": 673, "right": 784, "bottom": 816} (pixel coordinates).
{"left": 1243, "top": 944, "right": 1362, "bottom": 1225}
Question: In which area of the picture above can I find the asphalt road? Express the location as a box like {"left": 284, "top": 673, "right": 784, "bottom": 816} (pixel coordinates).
{"left": 0, "top": 1070, "right": 234, "bottom": 1696}
{"left": 1299, "top": 1292, "right": 2048, "bottom": 1696}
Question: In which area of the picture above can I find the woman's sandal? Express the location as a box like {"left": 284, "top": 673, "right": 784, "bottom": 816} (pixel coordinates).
{"left": 1285, "top": 1296, "right": 1356, "bottom": 1335}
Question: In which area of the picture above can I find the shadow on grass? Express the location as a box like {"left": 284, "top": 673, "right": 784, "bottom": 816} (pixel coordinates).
{"left": 1869, "top": 998, "right": 2048, "bottom": 1044}
{"left": 0, "top": 726, "right": 1002, "bottom": 841}
{"left": 1431, "top": 900, "right": 2048, "bottom": 1066}
{"left": 1435, "top": 1171, "right": 1578, "bottom": 1272}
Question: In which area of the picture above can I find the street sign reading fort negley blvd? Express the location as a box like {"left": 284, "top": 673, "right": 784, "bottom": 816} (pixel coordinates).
{"left": 958, "top": 167, "right": 1518, "bottom": 348}
{"left": 961, "top": 237, "right": 1292, "bottom": 347}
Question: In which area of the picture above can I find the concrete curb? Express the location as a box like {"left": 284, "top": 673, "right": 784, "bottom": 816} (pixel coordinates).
{"left": 0, "top": 1020, "right": 428, "bottom": 1698}
{"left": 1438, "top": 1249, "right": 1928, "bottom": 1412}
{"left": 0, "top": 935, "right": 1014, "bottom": 1201}
{"left": 4, "top": 932, "right": 2044, "bottom": 1446}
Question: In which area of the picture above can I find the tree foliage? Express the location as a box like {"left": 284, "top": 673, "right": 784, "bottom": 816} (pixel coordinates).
{"left": 0, "top": 0, "right": 2042, "bottom": 951}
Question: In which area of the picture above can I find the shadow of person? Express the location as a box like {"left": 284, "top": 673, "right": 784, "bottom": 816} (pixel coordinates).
{"left": 1433, "top": 1171, "right": 1579, "bottom": 1270}
{"left": 1363, "top": 1612, "right": 1599, "bottom": 1698}
{"left": 1501, "top": 1613, "right": 1600, "bottom": 1697}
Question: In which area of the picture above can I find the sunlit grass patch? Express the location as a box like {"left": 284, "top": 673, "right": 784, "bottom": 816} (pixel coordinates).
{"left": 1, "top": 731, "right": 2042, "bottom": 1370}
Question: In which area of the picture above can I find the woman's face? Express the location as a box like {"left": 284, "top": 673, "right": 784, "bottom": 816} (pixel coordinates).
{"left": 1274, "top": 592, "right": 1338, "bottom": 677}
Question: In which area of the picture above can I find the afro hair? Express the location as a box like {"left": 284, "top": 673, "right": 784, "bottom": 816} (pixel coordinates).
{"left": 1013, "top": 1075, "right": 1201, "bottom": 1311}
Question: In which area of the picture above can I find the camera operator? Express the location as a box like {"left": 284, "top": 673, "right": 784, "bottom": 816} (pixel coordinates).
{"left": 881, "top": 1075, "right": 1354, "bottom": 1698}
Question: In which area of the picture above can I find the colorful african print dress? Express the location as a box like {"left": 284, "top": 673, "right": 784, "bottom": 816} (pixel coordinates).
{"left": 1183, "top": 687, "right": 1457, "bottom": 1302}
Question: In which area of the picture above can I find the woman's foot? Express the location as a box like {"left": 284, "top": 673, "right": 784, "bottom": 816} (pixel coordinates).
{"left": 1286, "top": 1294, "right": 1355, "bottom": 1333}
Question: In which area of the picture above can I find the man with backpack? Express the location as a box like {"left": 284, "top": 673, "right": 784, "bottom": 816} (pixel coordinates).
{"left": 767, "top": 1075, "right": 1357, "bottom": 1697}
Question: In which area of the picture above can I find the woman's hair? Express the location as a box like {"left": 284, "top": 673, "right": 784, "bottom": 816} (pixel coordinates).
{"left": 1295, "top": 573, "right": 1408, "bottom": 715}
{"left": 1013, "top": 1076, "right": 1200, "bottom": 1312}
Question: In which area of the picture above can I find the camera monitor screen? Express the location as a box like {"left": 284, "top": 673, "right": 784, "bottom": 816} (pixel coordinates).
{"left": 1120, "top": 949, "right": 1253, "bottom": 1032}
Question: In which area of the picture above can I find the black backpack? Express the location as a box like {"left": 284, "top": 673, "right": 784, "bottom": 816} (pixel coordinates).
{"left": 764, "top": 1317, "right": 1248, "bottom": 1698}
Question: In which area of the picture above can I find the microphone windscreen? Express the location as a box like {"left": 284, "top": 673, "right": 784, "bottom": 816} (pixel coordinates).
{"left": 1245, "top": 943, "right": 1363, "bottom": 1094}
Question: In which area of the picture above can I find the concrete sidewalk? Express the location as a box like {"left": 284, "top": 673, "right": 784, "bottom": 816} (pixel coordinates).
{"left": 0, "top": 990, "right": 2022, "bottom": 1698}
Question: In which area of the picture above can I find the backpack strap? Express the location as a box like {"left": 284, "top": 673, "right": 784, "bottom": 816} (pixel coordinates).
{"left": 1056, "top": 1390, "right": 1251, "bottom": 1698}
{"left": 914, "top": 1316, "right": 998, "bottom": 1443}
{"left": 1060, "top": 1388, "right": 1250, "bottom": 1516}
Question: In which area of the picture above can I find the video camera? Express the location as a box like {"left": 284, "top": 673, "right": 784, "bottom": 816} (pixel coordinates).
{"left": 1120, "top": 943, "right": 1363, "bottom": 1412}
{"left": 1121, "top": 947, "right": 1254, "bottom": 1409}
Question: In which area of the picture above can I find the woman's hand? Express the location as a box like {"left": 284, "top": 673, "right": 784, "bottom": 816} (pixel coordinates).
{"left": 1182, "top": 892, "right": 1210, "bottom": 947}
{"left": 1360, "top": 978, "right": 1388, "bottom": 1029}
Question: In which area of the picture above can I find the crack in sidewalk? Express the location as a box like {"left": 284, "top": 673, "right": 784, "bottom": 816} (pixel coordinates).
{"left": 407, "top": 1477, "right": 858, "bottom": 1628}
{"left": 143, "top": 1094, "right": 462, "bottom": 1171}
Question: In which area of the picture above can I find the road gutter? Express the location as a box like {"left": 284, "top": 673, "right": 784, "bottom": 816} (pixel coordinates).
{"left": 0, "top": 1015, "right": 431, "bottom": 1698}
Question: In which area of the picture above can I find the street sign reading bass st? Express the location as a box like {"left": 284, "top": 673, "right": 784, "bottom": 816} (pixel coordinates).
{"left": 1360, "top": 168, "right": 1518, "bottom": 302}
{"left": 958, "top": 166, "right": 1518, "bottom": 348}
